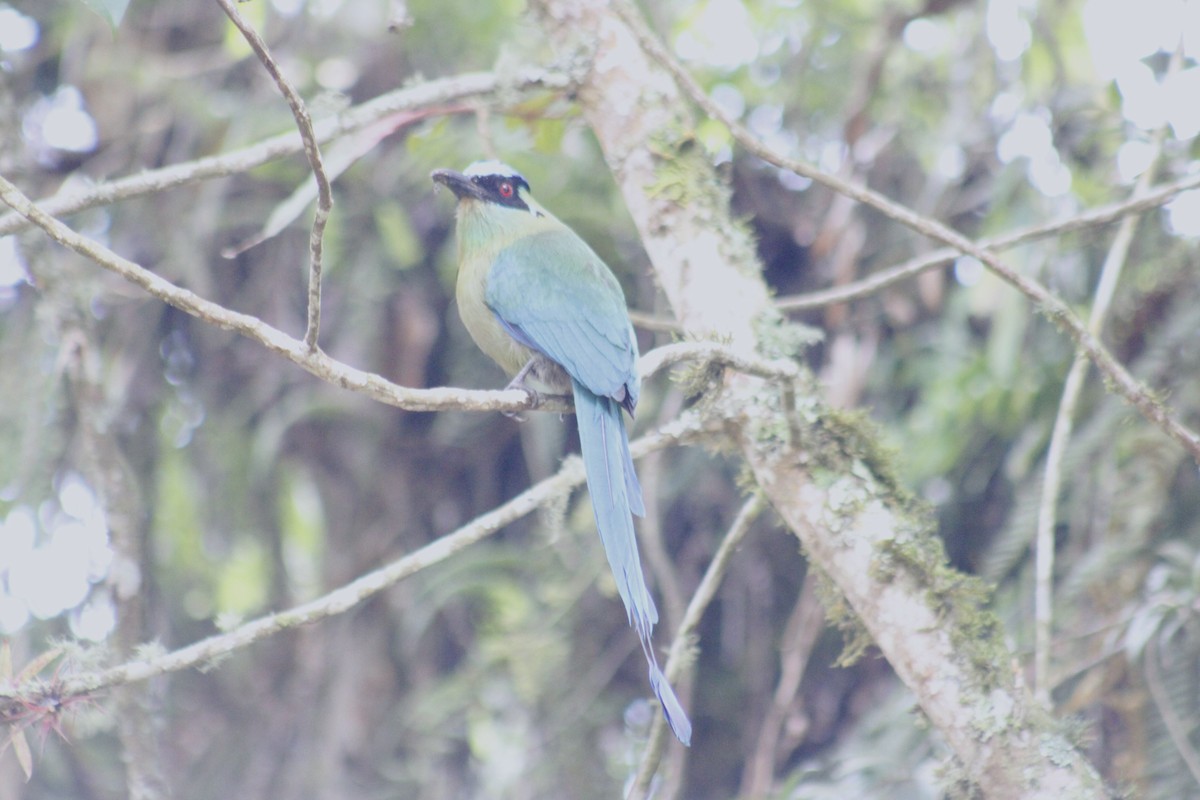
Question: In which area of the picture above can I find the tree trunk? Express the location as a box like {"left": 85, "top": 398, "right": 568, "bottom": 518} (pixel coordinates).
{"left": 531, "top": 0, "right": 1109, "bottom": 795}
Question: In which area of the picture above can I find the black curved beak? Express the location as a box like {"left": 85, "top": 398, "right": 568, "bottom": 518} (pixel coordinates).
{"left": 431, "top": 168, "right": 483, "bottom": 200}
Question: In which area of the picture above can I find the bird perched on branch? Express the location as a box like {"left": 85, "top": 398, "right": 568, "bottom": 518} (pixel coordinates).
{"left": 432, "top": 160, "right": 691, "bottom": 746}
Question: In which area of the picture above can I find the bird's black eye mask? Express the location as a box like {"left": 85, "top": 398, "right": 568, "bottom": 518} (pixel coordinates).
{"left": 473, "top": 174, "right": 531, "bottom": 211}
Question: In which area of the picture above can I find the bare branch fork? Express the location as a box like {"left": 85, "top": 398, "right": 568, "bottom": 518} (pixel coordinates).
{"left": 217, "top": 0, "right": 331, "bottom": 351}
{"left": 615, "top": 2, "right": 1200, "bottom": 465}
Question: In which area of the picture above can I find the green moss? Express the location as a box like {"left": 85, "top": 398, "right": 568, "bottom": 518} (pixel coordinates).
{"left": 645, "top": 126, "right": 762, "bottom": 279}
{"left": 1039, "top": 732, "right": 1077, "bottom": 768}
{"left": 733, "top": 463, "right": 759, "bottom": 496}
{"left": 808, "top": 466, "right": 841, "bottom": 490}
{"left": 752, "top": 414, "right": 792, "bottom": 449}
{"left": 734, "top": 378, "right": 1009, "bottom": 677}
{"left": 712, "top": 311, "right": 1008, "bottom": 690}
{"left": 1056, "top": 712, "right": 1094, "bottom": 753}
{"left": 670, "top": 334, "right": 734, "bottom": 400}
{"left": 753, "top": 308, "right": 823, "bottom": 362}
{"left": 936, "top": 757, "right": 984, "bottom": 800}
{"left": 971, "top": 688, "right": 1017, "bottom": 743}
{"left": 876, "top": 528, "right": 1006, "bottom": 686}
{"left": 810, "top": 566, "right": 874, "bottom": 668}
{"left": 645, "top": 130, "right": 709, "bottom": 205}
{"left": 818, "top": 407, "right": 916, "bottom": 510}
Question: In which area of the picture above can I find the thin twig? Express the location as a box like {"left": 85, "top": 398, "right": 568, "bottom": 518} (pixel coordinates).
{"left": 4, "top": 410, "right": 707, "bottom": 702}
{"left": 774, "top": 169, "right": 1200, "bottom": 312}
{"left": 616, "top": 1, "right": 1200, "bottom": 465}
{"left": 1032, "top": 47, "right": 1181, "bottom": 705}
{"left": 627, "top": 494, "right": 768, "bottom": 800}
{"left": 217, "top": 0, "right": 332, "bottom": 351}
{"left": 222, "top": 112, "right": 442, "bottom": 258}
{"left": 0, "top": 69, "right": 570, "bottom": 236}
{"left": 741, "top": 577, "right": 824, "bottom": 797}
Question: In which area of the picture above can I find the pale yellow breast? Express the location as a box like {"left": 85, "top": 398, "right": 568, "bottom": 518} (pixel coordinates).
{"left": 454, "top": 256, "right": 534, "bottom": 377}
{"left": 452, "top": 197, "right": 562, "bottom": 378}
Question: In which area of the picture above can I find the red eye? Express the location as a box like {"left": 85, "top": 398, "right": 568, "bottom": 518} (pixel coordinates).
{"left": 498, "top": 182, "right": 514, "bottom": 199}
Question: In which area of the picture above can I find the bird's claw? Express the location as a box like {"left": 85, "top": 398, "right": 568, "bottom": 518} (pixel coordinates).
{"left": 502, "top": 384, "right": 542, "bottom": 421}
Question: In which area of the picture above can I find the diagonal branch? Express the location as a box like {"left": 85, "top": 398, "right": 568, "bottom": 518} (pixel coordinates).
{"left": 216, "top": 0, "right": 334, "bottom": 353}
{"left": 0, "top": 69, "right": 570, "bottom": 237}
{"left": 616, "top": 1, "right": 1200, "bottom": 465}
{"left": 774, "top": 168, "right": 1200, "bottom": 312}
{"left": 1, "top": 410, "right": 708, "bottom": 703}
{"left": 638, "top": 340, "right": 799, "bottom": 383}
{"left": 0, "top": 170, "right": 524, "bottom": 411}
{"left": 1033, "top": 46, "right": 1182, "bottom": 704}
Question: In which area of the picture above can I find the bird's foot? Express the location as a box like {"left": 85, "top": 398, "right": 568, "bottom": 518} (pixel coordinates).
{"left": 503, "top": 359, "right": 546, "bottom": 420}
{"left": 502, "top": 376, "right": 543, "bottom": 421}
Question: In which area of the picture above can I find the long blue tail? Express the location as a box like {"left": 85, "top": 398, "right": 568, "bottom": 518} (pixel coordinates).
{"left": 572, "top": 379, "right": 692, "bottom": 747}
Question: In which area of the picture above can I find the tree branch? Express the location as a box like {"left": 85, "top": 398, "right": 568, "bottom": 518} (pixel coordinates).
{"left": 1034, "top": 46, "right": 1182, "bottom": 704}
{"left": 0, "top": 69, "right": 570, "bottom": 237}
{"left": 216, "top": 0, "right": 334, "bottom": 353}
{"left": 774, "top": 168, "right": 1200, "bottom": 312}
{"left": 638, "top": 340, "right": 799, "bottom": 383}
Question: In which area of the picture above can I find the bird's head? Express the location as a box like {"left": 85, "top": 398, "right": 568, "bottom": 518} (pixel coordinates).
{"left": 431, "top": 161, "right": 540, "bottom": 216}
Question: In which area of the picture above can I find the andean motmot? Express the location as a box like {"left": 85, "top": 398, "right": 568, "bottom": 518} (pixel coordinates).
{"left": 432, "top": 161, "right": 692, "bottom": 746}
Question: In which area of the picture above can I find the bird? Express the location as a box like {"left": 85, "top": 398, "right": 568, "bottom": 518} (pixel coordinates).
{"left": 432, "top": 160, "right": 692, "bottom": 746}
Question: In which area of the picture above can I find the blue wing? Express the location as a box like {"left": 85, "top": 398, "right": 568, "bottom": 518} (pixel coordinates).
{"left": 486, "top": 229, "right": 640, "bottom": 410}
{"left": 486, "top": 228, "right": 645, "bottom": 513}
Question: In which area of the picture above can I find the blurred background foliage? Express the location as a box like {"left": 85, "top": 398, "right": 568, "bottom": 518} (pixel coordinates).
{"left": 0, "top": 0, "right": 1199, "bottom": 797}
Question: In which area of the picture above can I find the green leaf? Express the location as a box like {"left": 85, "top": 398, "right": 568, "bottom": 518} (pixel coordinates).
{"left": 375, "top": 201, "right": 421, "bottom": 269}
{"left": 532, "top": 118, "right": 566, "bottom": 154}
{"left": 696, "top": 117, "right": 733, "bottom": 155}
{"left": 278, "top": 467, "right": 325, "bottom": 601}
{"left": 78, "top": 0, "right": 131, "bottom": 29}
{"left": 215, "top": 539, "right": 268, "bottom": 616}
